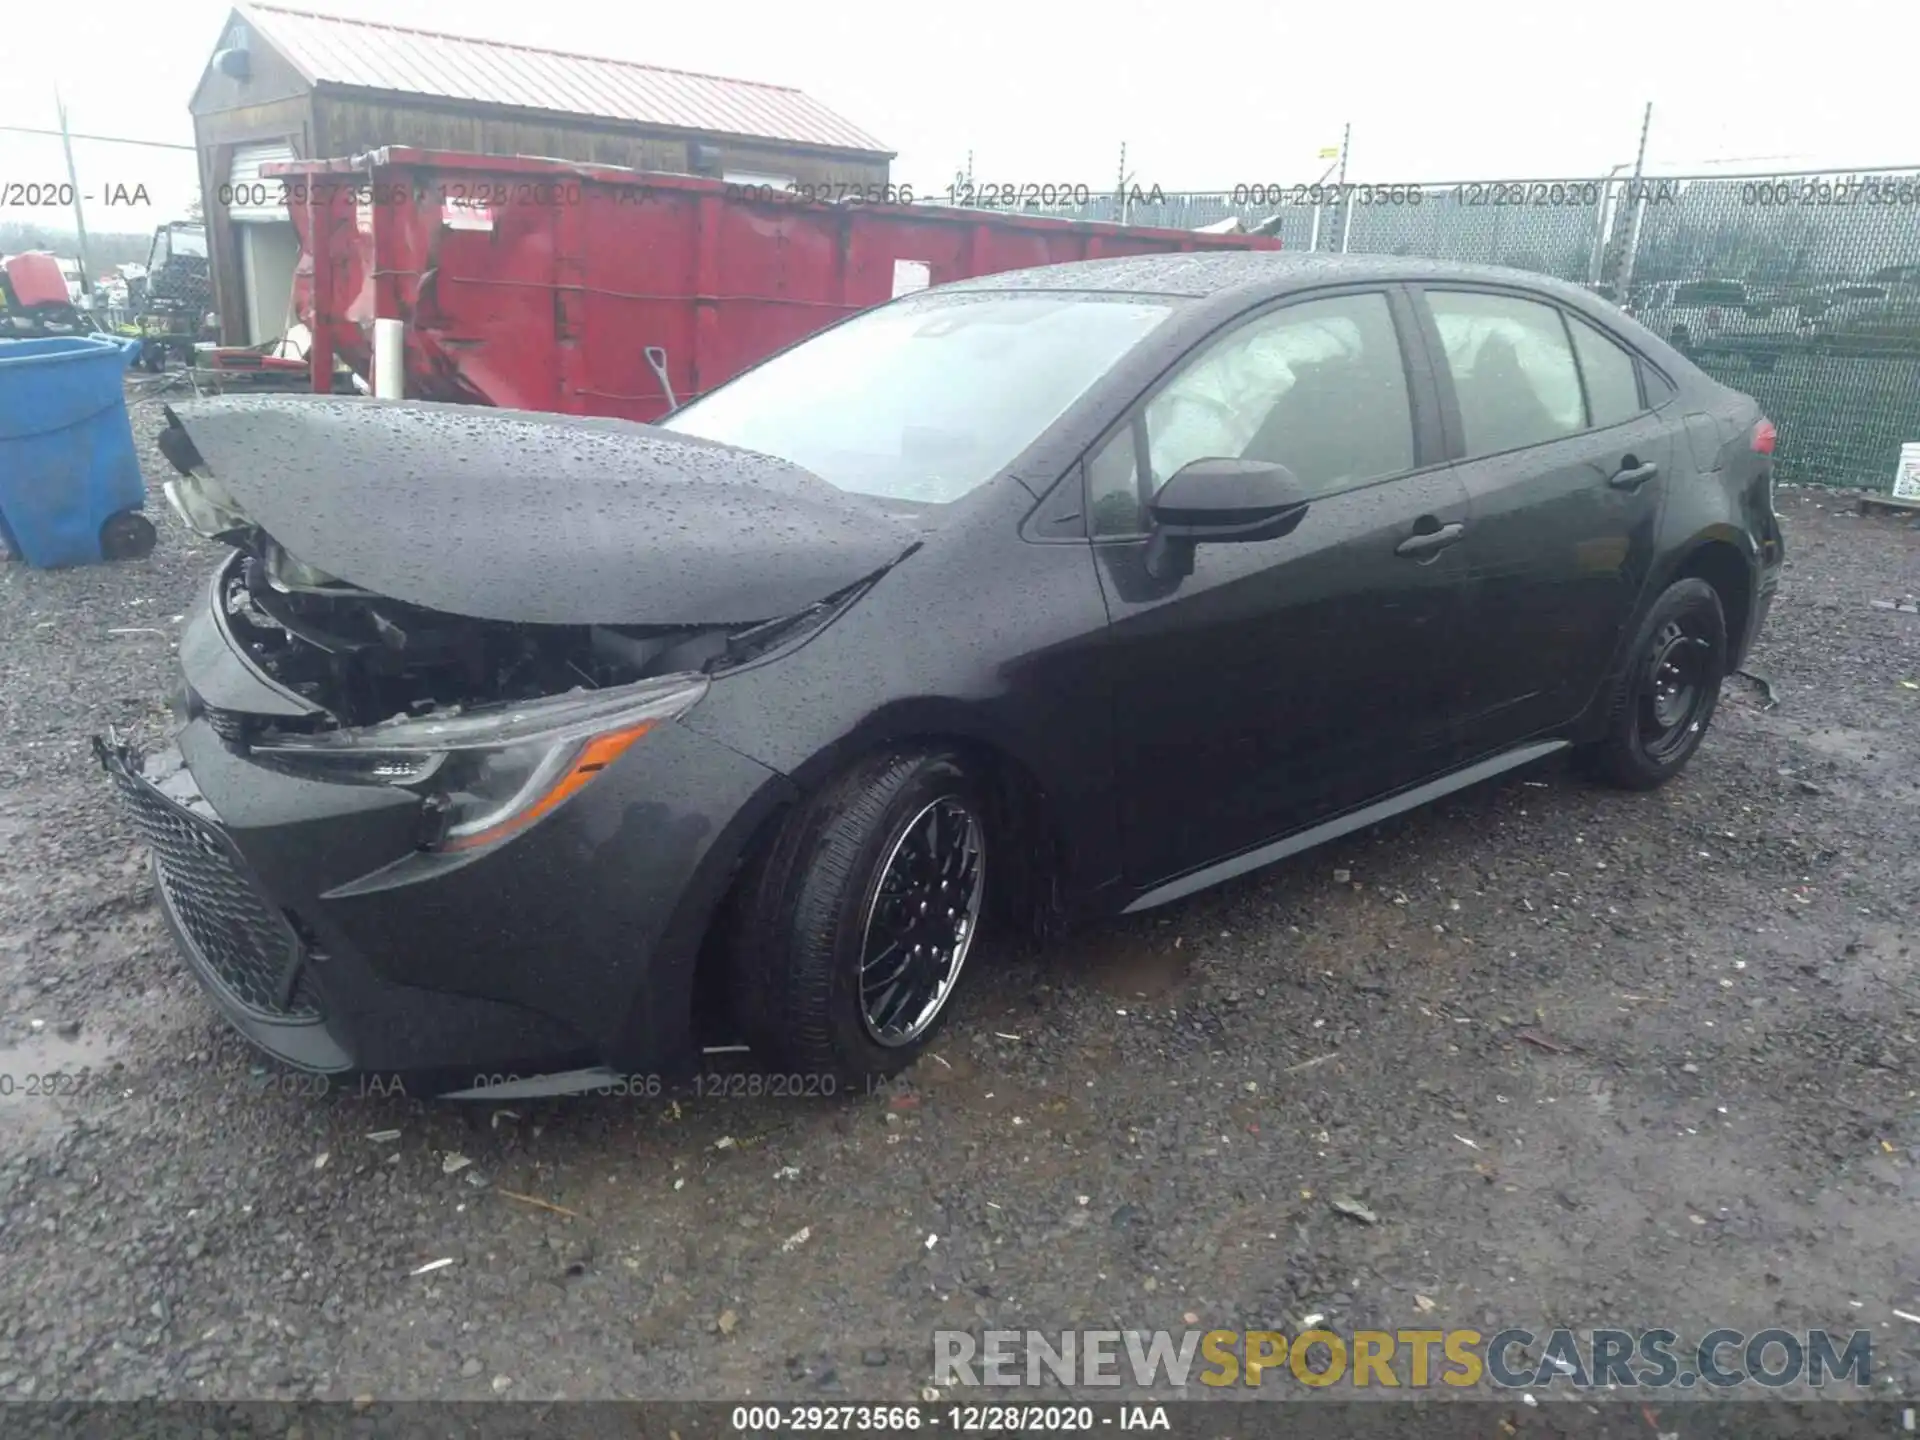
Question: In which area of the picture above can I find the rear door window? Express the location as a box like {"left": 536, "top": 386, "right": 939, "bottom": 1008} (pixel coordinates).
{"left": 1566, "top": 314, "right": 1644, "bottom": 427}
{"left": 1426, "top": 290, "right": 1584, "bottom": 457}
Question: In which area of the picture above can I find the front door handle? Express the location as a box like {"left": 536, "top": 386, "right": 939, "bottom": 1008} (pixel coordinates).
{"left": 1608, "top": 459, "right": 1660, "bottom": 490}
{"left": 1395, "top": 521, "right": 1465, "bottom": 557}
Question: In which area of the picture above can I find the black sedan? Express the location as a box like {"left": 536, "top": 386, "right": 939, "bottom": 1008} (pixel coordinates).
{"left": 103, "top": 252, "right": 1784, "bottom": 1097}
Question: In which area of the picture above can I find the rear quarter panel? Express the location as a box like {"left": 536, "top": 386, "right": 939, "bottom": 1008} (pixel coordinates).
{"left": 1523, "top": 285, "right": 1774, "bottom": 706}
{"left": 1641, "top": 367, "right": 1773, "bottom": 668}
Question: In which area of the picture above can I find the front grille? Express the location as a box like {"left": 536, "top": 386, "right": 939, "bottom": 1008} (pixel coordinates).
{"left": 203, "top": 705, "right": 252, "bottom": 747}
{"left": 108, "top": 762, "right": 320, "bottom": 1021}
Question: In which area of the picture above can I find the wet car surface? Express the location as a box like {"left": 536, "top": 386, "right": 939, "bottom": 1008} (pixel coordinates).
{"left": 101, "top": 251, "right": 1784, "bottom": 1094}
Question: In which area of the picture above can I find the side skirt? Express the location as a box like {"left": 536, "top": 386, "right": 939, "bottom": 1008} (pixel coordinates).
{"left": 1121, "top": 739, "right": 1571, "bottom": 915}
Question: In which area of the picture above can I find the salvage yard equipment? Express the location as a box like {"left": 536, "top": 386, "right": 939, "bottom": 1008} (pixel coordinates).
{"left": 270, "top": 147, "right": 1281, "bottom": 421}
{"left": 0, "top": 252, "right": 101, "bottom": 341}
{"left": 192, "top": 342, "right": 313, "bottom": 393}
{"left": 0, "top": 335, "right": 155, "bottom": 567}
{"left": 131, "top": 222, "right": 215, "bottom": 372}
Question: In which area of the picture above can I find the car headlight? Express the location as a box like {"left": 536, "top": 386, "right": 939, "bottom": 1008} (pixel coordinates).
{"left": 251, "top": 673, "right": 709, "bottom": 852}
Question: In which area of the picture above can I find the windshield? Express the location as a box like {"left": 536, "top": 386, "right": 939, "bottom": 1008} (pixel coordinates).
{"left": 173, "top": 228, "right": 208, "bottom": 258}
{"left": 660, "top": 290, "right": 1177, "bottom": 503}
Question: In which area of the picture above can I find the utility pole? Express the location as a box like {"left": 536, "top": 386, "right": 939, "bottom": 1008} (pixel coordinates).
{"left": 54, "top": 91, "right": 93, "bottom": 304}
{"left": 1307, "top": 125, "right": 1349, "bottom": 251}
{"left": 1590, "top": 161, "right": 1630, "bottom": 286}
{"left": 1628, "top": 101, "right": 1653, "bottom": 190}
{"left": 1615, "top": 102, "right": 1654, "bottom": 297}
{"left": 1116, "top": 141, "right": 1131, "bottom": 224}
{"left": 1335, "top": 121, "right": 1352, "bottom": 252}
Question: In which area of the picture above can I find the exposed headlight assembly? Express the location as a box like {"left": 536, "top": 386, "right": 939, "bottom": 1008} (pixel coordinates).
{"left": 162, "top": 470, "right": 252, "bottom": 539}
{"left": 260, "top": 538, "right": 360, "bottom": 594}
{"left": 252, "top": 673, "right": 709, "bottom": 852}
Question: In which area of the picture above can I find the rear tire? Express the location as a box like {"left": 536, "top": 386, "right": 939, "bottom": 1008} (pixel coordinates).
{"left": 1579, "top": 578, "right": 1727, "bottom": 790}
{"left": 724, "top": 750, "right": 987, "bottom": 1086}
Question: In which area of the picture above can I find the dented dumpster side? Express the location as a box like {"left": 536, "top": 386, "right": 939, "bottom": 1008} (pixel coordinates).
{"left": 272, "top": 147, "right": 1280, "bottom": 423}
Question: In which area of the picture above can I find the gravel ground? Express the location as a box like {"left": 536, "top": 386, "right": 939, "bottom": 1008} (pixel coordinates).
{"left": 1, "top": 397, "right": 1917, "bottom": 1404}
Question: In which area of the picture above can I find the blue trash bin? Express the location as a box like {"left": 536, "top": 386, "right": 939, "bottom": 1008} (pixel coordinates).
{"left": 0, "top": 334, "right": 155, "bottom": 568}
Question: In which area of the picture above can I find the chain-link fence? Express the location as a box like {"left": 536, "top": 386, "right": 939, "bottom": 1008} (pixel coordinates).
{"left": 925, "top": 167, "right": 1920, "bottom": 492}
{"left": 1620, "top": 172, "right": 1920, "bottom": 490}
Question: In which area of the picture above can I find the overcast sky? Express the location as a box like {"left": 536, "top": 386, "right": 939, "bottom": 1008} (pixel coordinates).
{"left": 3, "top": 0, "right": 1914, "bottom": 237}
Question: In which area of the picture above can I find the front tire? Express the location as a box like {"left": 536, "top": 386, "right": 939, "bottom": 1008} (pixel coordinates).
{"left": 1580, "top": 578, "right": 1727, "bottom": 790}
{"left": 725, "top": 750, "right": 987, "bottom": 1084}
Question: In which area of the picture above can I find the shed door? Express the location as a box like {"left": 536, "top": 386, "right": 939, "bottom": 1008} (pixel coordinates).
{"left": 226, "top": 141, "right": 297, "bottom": 222}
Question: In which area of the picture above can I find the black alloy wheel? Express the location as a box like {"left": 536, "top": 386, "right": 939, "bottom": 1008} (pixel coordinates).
{"left": 858, "top": 796, "right": 986, "bottom": 1047}
{"left": 725, "top": 750, "right": 989, "bottom": 1083}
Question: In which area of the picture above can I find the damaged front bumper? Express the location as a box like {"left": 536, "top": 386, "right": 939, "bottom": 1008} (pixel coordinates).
{"left": 97, "top": 735, "right": 358, "bottom": 1072}
{"left": 96, "top": 578, "right": 797, "bottom": 1086}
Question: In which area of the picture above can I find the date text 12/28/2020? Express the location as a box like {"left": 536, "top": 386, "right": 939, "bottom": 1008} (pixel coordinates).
{"left": 1229, "top": 181, "right": 1642, "bottom": 207}
{"left": 238, "top": 1070, "right": 855, "bottom": 1101}
{"left": 729, "top": 1405, "right": 1170, "bottom": 1432}
{"left": 458, "top": 1070, "right": 888, "bottom": 1100}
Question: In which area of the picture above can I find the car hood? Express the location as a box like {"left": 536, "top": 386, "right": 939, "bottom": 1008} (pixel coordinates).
{"left": 158, "top": 395, "right": 924, "bottom": 626}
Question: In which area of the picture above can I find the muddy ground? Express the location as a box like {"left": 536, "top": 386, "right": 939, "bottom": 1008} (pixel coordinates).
{"left": 0, "top": 400, "right": 1916, "bottom": 1404}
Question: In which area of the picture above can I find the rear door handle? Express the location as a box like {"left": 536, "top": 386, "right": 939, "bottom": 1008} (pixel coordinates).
{"left": 1395, "top": 521, "right": 1465, "bottom": 557}
{"left": 1608, "top": 460, "right": 1660, "bottom": 490}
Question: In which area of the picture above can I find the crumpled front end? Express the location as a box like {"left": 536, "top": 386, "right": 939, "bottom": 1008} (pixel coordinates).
{"left": 97, "top": 564, "right": 796, "bottom": 1083}
{"left": 94, "top": 399, "right": 876, "bottom": 1084}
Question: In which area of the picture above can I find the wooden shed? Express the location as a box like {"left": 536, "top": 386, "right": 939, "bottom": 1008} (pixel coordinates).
{"left": 189, "top": 2, "right": 893, "bottom": 344}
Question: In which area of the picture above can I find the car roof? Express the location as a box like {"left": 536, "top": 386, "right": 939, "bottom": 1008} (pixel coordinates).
{"left": 934, "top": 247, "right": 1702, "bottom": 389}
{"left": 938, "top": 250, "right": 1603, "bottom": 305}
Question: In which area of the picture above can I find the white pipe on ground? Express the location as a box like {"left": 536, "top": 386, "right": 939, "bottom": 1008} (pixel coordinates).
{"left": 372, "top": 318, "right": 405, "bottom": 400}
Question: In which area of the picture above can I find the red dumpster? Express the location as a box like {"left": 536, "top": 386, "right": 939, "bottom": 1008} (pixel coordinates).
{"left": 268, "top": 147, "right": 1279, "bottom": 422}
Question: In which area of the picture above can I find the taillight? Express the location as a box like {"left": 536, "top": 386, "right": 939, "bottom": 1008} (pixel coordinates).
{"left": 1751, "top": 417, "right": 1777, "bottom": 454}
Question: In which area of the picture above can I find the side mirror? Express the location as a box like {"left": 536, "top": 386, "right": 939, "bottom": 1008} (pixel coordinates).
{"left": 1143, "top": 457, "right": 1310, "bottom": 579}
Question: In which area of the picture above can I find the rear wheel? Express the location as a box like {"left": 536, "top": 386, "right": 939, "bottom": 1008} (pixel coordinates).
{"left": 1580, "top": 578, "right": 1727, "bottom": 790}
{"left": 724, "top": 751, "right": 987, "bottom": 1085}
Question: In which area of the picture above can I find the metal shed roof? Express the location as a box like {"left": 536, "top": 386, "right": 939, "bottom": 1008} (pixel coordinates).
{"left": 235, "top": 3, "right": 891, "bottom": 156}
